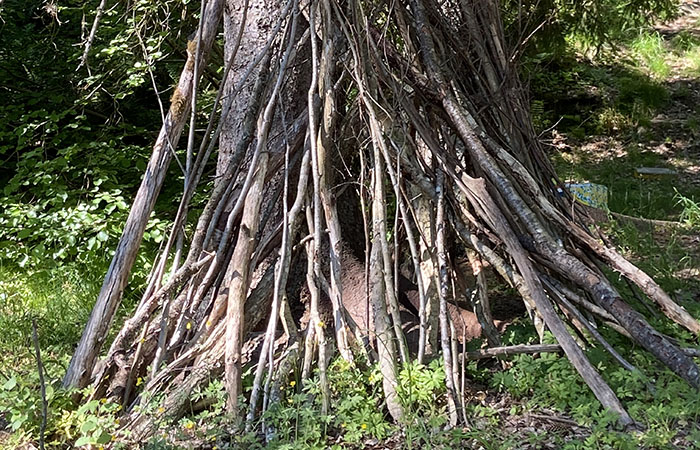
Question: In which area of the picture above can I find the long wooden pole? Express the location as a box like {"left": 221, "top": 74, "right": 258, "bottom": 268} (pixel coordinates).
{"left": 63, "top": 0, "right": 225, "bottom": 389}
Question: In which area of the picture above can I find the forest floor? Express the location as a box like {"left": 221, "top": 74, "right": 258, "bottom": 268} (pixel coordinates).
{"left": 544, "top": 2, "right": 700, "bottom": 304}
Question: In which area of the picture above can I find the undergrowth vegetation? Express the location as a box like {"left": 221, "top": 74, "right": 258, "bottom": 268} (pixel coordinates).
{"left": 2, "top": 0, "right": 700, "bottom": 449}
{"left": 5, "top": 335, "right": 700, "bottom": 448}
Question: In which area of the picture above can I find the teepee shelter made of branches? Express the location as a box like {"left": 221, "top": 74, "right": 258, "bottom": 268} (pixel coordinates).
{"left": 63, "top": 0, "right": 700, "bottom": 438}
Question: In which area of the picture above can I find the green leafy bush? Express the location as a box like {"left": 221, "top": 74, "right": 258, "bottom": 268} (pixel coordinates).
{"left": 0, "top": 349, "right": 121, "bottom": 449}
{"left": 0, "top": 0, "right": 189, "bottom": 270}
{"left": 397, "top": 358, "right": 447, "bottom": 422}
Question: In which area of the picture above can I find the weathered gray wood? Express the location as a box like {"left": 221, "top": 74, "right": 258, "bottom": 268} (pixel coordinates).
{"left": 312, "top": 3, "right": 353, "bottom": 363}
{"left": 466, "top": 248, "right": 501, "bottom": 348}
{"left": 408, "top": 0, "right": 635, "bottom": 427}
{"left": 224, "top": 0, "right": 296, "bottom": 410}
{"left": 63, "top": 0, "right": 225, "bottom": 389}
{"left": 436, "top": 169, "right": 461, "bottom": 427}
{"left": 364, "top": 104, "right": 410, "bottom": 364}
{"left": 224, "top": 152, "right": 269, "bottom": 417}
{"left": 244, "top": 7, "right": 304, "bottom": 425}
{"left": 368, "top": 134, "right": 403, "bottom": 422}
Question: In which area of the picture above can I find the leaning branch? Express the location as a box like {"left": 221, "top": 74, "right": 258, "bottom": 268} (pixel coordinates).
{"left": 64, "top": 0, "right": 226, "bottom": 389}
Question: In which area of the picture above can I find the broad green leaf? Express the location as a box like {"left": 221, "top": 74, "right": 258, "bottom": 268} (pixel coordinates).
{"left": 75, "top": 436, "right": 93, "bottom": 447}
{"left": 2, "top": 376, "right": 17, "bottom": 390}
{"left": 94, "top": 429, "right": 112, "bottom": 444}
{"left": 80, "top": 419, "right": 98, "bottom": 434}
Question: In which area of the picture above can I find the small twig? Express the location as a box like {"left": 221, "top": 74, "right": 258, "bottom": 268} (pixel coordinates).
{"left": 32, "top": 319, "right": 47, "bottom": 450}
{"left": 623, "top": 277, "right": 660, "bottom": 319}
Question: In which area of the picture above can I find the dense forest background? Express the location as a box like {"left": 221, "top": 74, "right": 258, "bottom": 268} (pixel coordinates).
{"left": 1, "top": 0, "right": 700, "bottom": 448}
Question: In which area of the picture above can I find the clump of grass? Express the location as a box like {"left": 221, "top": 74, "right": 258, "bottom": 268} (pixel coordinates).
{"left": 630, "top": 32, "right": 671, "bottom": 79}
{"left": 674, "top": 189, "right": 700, "bottom": 229}
{"left": 0, "top": 263, "right": 103, "bottom": 349}
{"left": 670, "top": 30, "right": 700, "bottom": 53}
{"left": 683, "top": 45, "right": 700, "bottom": 76}
{"left": 595, "top": 107, "right": 631, "bottom": 133}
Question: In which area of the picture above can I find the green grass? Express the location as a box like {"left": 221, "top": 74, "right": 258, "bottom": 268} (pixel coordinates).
{"left": 492, "top": 315, "right": 700, "bottom": 448}
{"left": 0, "top": 263, "right": 104, "bottom": 350}
{"left": 684, "top": 45, "right": 700, "bottom": 76}
{"left": 670, "top": 30, "right": 700, "bottom": 53}
{"left": 554, "top": 144, "right": 700, "bottom": 220}
{"left": 630, "top": 32, "right": 671, "bottom": 79}
{"left": 676, "top": 189, "right": 700, "bottom": 228}
{"left": 525, "top": 48, "right": 671, "bottom": 138}
{"left": 610, "top": 224, "right": 698, "bottom": 288}
{"left": 0, "top": 262, "right": 152, "bottom": 449}
{"left": 553, "top": 142, "right": 700, "bottom": 295}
